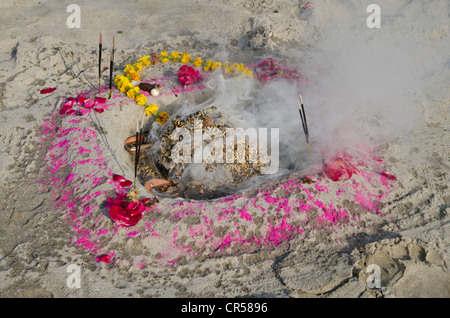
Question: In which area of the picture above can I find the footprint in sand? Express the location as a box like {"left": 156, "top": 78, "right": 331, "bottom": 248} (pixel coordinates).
{"left": 275, "top": 237, "right": 449, "bottom": 297}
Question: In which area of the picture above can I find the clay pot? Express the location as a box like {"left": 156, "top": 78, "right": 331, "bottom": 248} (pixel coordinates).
{"left": 124, "top": 134, "right": 147, "bottom": 154}
{"left": 144, "top": 179, "right": 181, "bottom": 198}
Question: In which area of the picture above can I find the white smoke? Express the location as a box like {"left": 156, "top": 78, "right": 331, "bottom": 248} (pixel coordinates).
{"left": 147, "top": 0, "right": 447, "bottom": 197}
{"left": 290, "top": 0, "right": 446, "bottom": 158}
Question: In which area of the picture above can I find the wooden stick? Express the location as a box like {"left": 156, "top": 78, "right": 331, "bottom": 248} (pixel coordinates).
{"left": 98, "top": 33, "right": 102, "bottom": 93}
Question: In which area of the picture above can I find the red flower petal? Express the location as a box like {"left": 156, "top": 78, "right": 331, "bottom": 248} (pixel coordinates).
{"left": 95, "top": 97, "right": 107, "bottom": 104}
{"left": 109, "top": 203, "right": 143, "bottom": 227}
{"left": 177, "top": 65, "right": 203, "bottom": 86}
{"left": 40, "top": 87, "right": 57, "bottom": 94}
{"left": 381, "top": 171, "right": 397, "bottom": 181}
{"left": 83, "top": 99, "right": 96, "bottom": 109}
{"left": 96, "top": 253, "right": 114, "bottom": 263}
{"left": 112, "top": 174, "right": 132, "bottom": 188}
{"left": 112, "top": 174, "right": 126, "bottom": 182}
{"left": 59, "top": 105, "right": 73, "bottom": 115}
{"left": 94, "top": 107, "right": 104, "bottom": 113}
{"left": 120, "top": 180, "right": 132, "bottom": 188}
{"left": 323, "top": 152, "right": 358, "bottom": 182}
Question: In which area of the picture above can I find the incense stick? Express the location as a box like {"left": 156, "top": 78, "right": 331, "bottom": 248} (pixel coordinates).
{"left": 98, "top": 33, "right": 102, "bottom": 93}
{"left": 108, "top": 37, "right": 115, "bottom": 99}
{"left": 108, "top": 52, "right": 113, "bottom": 99}
{"left": 134, "top": 131, "right": 139, "bottom": 188}
{"left": 134, "top": 119, "right": 139, "bottom": 188}
{"left": 133, "top": 115, "right": 146, "bottom": 189}
{"left": 297, "top": 94, "right": 311, "bottom": 154}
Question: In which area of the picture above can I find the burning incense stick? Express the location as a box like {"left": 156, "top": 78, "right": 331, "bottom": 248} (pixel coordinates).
{"left": 134, "top": 119, "right": 140, "bottom": 188}
{"left": 98, "top": 33, "right": 102, "bottom": 93}
{"left": 108, "top": 52, "right": 113, "bottom": 99}
{"left": 133, "top": 115, "right": 146, "bottom": 188}
{"left": 297, "top": 94, "right": 311, "bottom": 154}
{"left": 108, "top": 37, "right": 115, "bottom": 99}
{"left": 134, "top": 132, "right": 139, "bottom": 188}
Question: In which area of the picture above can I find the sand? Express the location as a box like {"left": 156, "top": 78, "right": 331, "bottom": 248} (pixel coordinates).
{"left": 0, "top": 0, "right": 449, "bottom": 299}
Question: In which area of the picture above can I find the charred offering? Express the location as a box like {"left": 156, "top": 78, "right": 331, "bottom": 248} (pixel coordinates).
{"left": 132, "top": 106, "right": 278, "bottom": 200}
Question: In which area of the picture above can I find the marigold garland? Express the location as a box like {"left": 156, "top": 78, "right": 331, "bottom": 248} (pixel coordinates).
{"left": 114, "top": 51, "right": 254, "bottom": 125}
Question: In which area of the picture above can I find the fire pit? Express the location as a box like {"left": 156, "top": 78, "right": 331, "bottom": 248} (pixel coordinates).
{"left": 137, "top": 106, "right": 271, "bottom": 199}
{"left": 114, "top": 53, "right": 309, "bottom": 201}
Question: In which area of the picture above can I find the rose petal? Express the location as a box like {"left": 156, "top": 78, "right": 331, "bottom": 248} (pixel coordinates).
{"left": 323, "top": 152, "right": 358, "bottom": 182}
{"left": 83, "top": 99, "right": 96, "bottom": 109}
{"left": 94, "top": 107, "right": 104, "bottom": 113}
{"left": 40, "top": 87, "right": 57, "bottom": 94}
{"left": 95, "top": 97, "right": 107, "bottom": 104}
{"left": 59, "top": 104, "right": 74, "bottom": 115}
{"left": 112, "top": 174, "right": 133, "bottom": 188}
{"left": 109, "top": 203, "right": 143, "bottom": 227}
{"left": 381, "top": 171, "right": 397, "bottom": 181}
{"left": 96, "top": 253, "right": 114, "bottom": 263}
{"left": 120, "top": 180, "right": 132, "bottom": 188}
{"left": 112, "top": 174, "right": 126, "bottom": 182}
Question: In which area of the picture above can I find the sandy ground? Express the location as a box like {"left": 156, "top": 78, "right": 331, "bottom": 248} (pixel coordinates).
{"left": 0, "top": 0, "right": 449, "bottom": 299}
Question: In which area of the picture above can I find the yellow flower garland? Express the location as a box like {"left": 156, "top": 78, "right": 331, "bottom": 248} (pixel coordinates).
{"left": 114, "top": 51, "right": 254, "bottom": 125}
